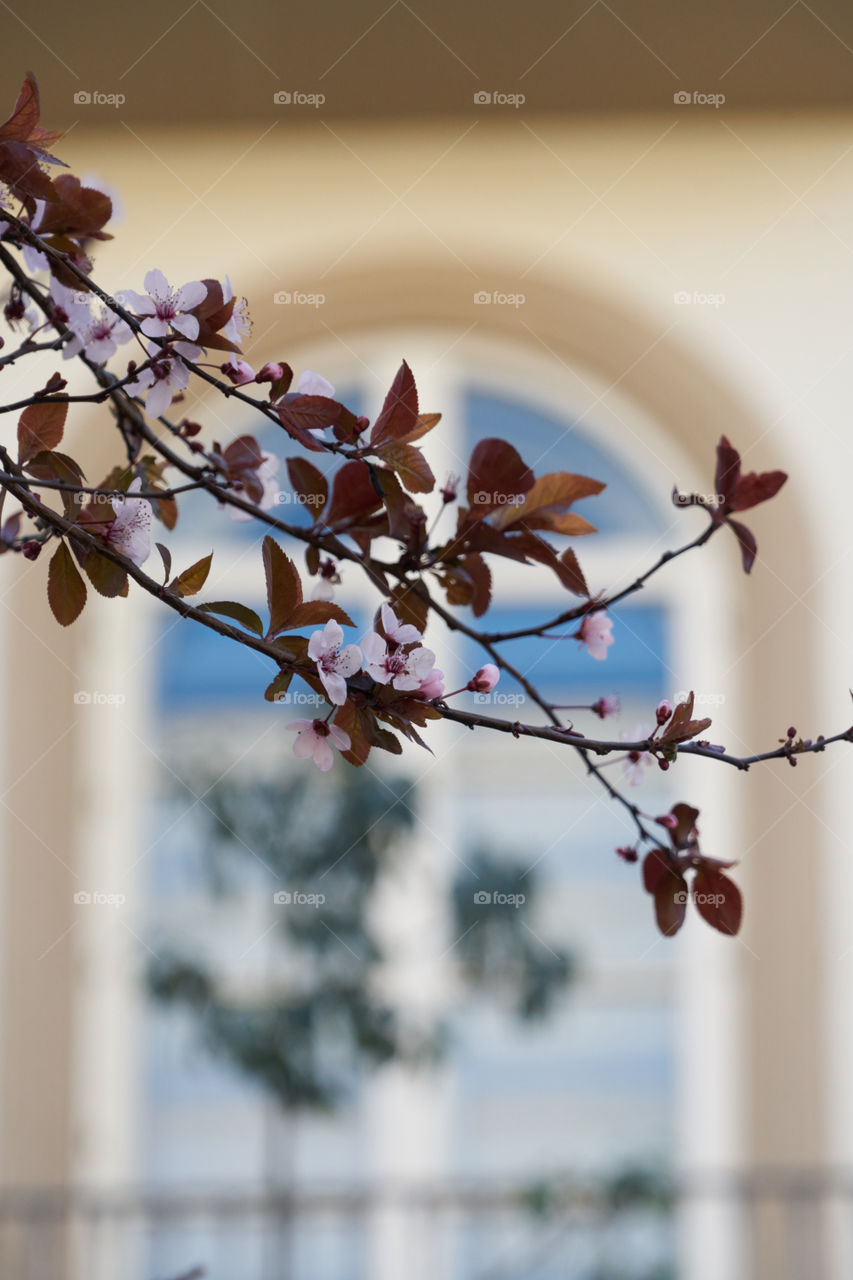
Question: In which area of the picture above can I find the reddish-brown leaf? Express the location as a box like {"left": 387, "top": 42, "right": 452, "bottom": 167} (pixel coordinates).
{"left": 170, "top": 553, "right": 213, "bottom": 598}
{"left": 47, "top": 541, "right": 86, "bottom": 625}
{"left": 370, "top": 360, "right": 418, "bottom": 445}
{"left": 262, "top": 536, "right": 302, "bottom": 635}
{"left": 282, "top": 601, "right": 355, "bottom": 630}
{"left": 466, "top": 438, "right": 534, "bottom": 516}
{"left": 286, "top": 457, "right": 328, "bottom": 520}
{"left": 731, "top": 470, "right": 787, "bottom": 513}
{"left": 83, "top": 550, "right": 128, "bottom": 598}
{"left": 197, "top": 600, "right": 265, "bottom": 635}
{"left": 727, "top": 517, "right": 758, "bottom": 574}
{"left": 377, "top": 441, "right": 435, "bottom": 494}
{"left": 491, "top": 471, "right": 604, "bottom": 533}
{"left": 693, "top": 867, "right": 743, "bottom": 935}
{"left": 654, "top": 876, "right": 689, "bottom": 936}
{"left": 18, "top": 400, "right": 67, "bottom": 464}
{"left": 323, "top": 461, "right": 383, "bottom": 529}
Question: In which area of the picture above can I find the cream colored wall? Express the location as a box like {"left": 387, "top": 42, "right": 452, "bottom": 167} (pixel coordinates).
{"left": 2, "top": 110, "right": 852, "bottom": 1275}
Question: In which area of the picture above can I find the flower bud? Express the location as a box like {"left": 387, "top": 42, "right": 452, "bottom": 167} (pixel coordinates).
{"left": 256, "top": 362, "right": 285, "bottom": 383}
{"left": 656, "top": 699, "right": 673, "bottom": 726}
{"left": 592, "top": 695, "right": 620, "bottom": 719}
{"left": 220, "top": 359, "right": 255, "bottom": 386}
{"left": 21, "top": 540, "right": 42, "bottom": 560}
{"left": 440, "top": 474, "right": 459, "bottom": 504}
{"left": 468, "top": 663, "right": 500, "bottom": 694}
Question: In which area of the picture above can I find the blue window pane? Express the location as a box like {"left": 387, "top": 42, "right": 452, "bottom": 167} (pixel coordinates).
{"left": 464, "top": 389, "right": 664, "bottom": 537}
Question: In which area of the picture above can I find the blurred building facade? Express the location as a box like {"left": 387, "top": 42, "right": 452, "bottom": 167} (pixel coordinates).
{"left": 2, "top": 3, "right": 853, "bottom": 1278}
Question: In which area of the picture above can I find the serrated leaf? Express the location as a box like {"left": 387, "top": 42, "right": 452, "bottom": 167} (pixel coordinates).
{"left": 377, "top": 441, "right": 435, "bottom": 494}
{"left": 47, "top": 541, "right": 86, "bottom": 625}
{"left": 323, "top": 461, "right": 383, "bottom": 529}
{"left": 264, "top": 670, "right": 293, "bottom": 703}
{"left": 83, "top": 550, "right": 128, "bottom": 597}
{"left": 281, "top": 601, "right": 355, "bottom": 631}
{"left": 170, "top": 552, "right": 213, "bottom": 598}
{"left": 18, "top": 400, "right": 67, "bottom": 465}
{"left": 262, "top": 535, "right": 302, "bottom": 635}
{"left": 370, "top": 360, "right": 418, "bottom": 445}
{"left": 491, "top": 471, "right": 604, "bottom": 533}
{"left": 197, "top": 600, "right": 265, "bottom": 636}
{"left": 286, "top": 456, "right": 328, "bottom": 520}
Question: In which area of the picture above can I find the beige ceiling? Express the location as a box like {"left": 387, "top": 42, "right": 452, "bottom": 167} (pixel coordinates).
{"left": 2, "top": 0, "right": 853, "bottom": 126}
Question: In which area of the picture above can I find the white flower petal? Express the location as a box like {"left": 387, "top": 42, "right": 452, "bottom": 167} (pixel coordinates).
{"left": 176, "top": 281, "right": 207, "bottom": 311}
{"left": 172, "top": 313, "right": 200, "bottom": 340}
{"left": 144, "top": 268, "right": 170, "bottom": 298}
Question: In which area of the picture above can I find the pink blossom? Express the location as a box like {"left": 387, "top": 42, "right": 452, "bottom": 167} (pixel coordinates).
{"left": 126, "top": 342, "right": 200, "bottom": 418}
{"left": 418, "top": 668, "right": 445, "bottom": 699}
{"left": 621, "top": 724, "right": 655, "bottom": 787}
{"left": 106, "top": 477, "right": 151, "bottom": 567}
{"left": 308, "top": 620, "right": 362, "bottom": 705}
{"left": 229, "top": 453, "right": 281, "bottom": 522}
{"left": 468, "top": 664, "right": 500, "bottom": 694}
{"left": 380, "top": 602, "right": 422, "bottom": 646}
{"left": 257, "top": 362, "right": 285, "bottom": 384}
{"left": 123, "top": 269, "right": 207, "bottom": 342}
{"left": 286, "top": 718, "right": 351, "bottom": 772}
{"left": 51, "top": 279, "right": 132, "bottom": 364}
{"left": 361, "top": 630, "right": 437, "bottom": 691}
{"left": 578, "top": 610, "right": 614, "bottom": 661}
{"left": 296, "top": 369, "right": 335, "bottom": 398}
{"left": 656, "top": 699, "right": 673, "bottom": 726}
{"left": 592, "top": 695, "right": 620, "bottom": 719}
{"left": 222, "top": 276, "right": 251, "bottom": 347}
